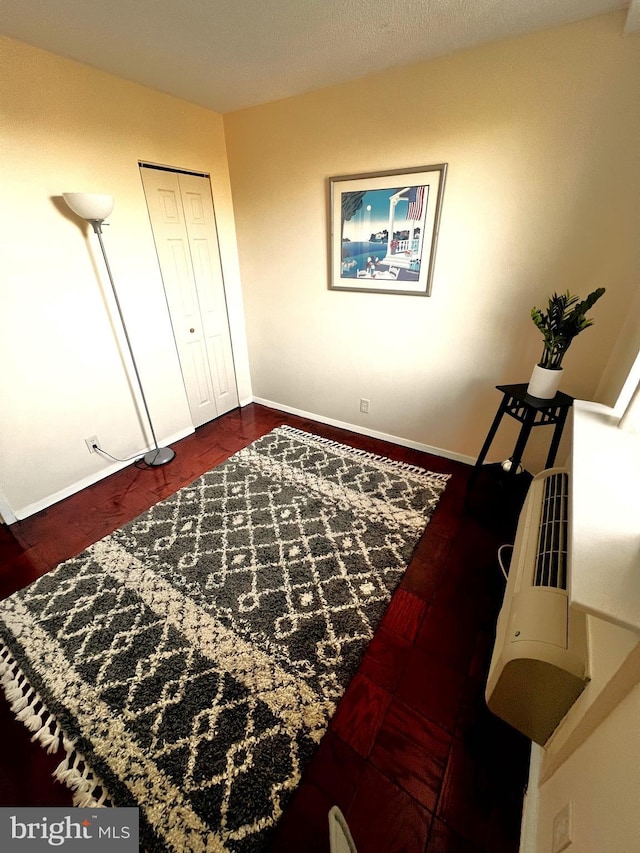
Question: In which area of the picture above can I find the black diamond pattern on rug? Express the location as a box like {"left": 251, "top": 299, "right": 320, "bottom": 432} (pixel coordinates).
{"left": 0, "top": 426, "right": 449, "bottom": 852}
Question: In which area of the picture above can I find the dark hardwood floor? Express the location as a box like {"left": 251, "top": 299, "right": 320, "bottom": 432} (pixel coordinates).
{"left": 0, "top": 404, "right": 530, "bottom": 852}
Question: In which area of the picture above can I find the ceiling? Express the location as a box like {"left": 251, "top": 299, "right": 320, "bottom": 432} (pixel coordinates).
{"left": 1, "top": 0, "right": 637, "bottom": 113}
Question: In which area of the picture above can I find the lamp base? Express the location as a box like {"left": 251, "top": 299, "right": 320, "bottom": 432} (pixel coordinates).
{"left": 143, "top": 447, "right": 176, "bottom": 467}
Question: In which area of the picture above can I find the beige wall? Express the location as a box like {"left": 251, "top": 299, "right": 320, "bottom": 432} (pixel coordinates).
{"left": 0, "top": 37, "right": 250, "bottom": 519}
{"left": 532, "top": 618, "right": 640, "bottom": 852}
{"left": 224, "top": 11, "right": 640, "bottom": 469}
{"left": 536, "top": 674, "right": 640, "bottom": 852}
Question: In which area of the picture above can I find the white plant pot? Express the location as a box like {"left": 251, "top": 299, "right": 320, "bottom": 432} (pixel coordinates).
{"left": 527, "top": 364, "right": 563, "bottom": 399}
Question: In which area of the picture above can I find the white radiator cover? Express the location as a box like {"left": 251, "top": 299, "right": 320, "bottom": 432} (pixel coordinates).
{"left": 486, "top": 468, "right": 589, "bottom": 745}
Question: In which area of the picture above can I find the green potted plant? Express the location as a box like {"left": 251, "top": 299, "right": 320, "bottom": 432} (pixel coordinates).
{"left": 528, "top": 287, "right": 606, "bottom": 398}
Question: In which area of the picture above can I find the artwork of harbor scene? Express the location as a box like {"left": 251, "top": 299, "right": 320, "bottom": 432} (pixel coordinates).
{"left": 329, "top": 165, "right": 447, "bottom": 295}
{"left": 340, "top": 184, "right": 428, "bottom": 283}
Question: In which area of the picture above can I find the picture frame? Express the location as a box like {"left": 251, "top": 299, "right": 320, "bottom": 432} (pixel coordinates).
{"left": 328, "top": 163, "right": 447, "bottom": 296}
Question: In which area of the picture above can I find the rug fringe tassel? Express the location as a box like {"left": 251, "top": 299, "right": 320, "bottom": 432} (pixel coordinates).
{"left": 0, "top": 646, "right": 61, "bottom": 754}
{"left": 54, "top": 747, "right": 109, "bottom": 809}
{"left": 0, "top": 642, "right": 108, "bottom": 807}
{"left": 278, "top": 424, "right": 452, "bottom": 480}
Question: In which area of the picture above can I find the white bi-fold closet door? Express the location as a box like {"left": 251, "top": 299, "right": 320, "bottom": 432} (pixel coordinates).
{"left": 140, "top": 165, "right": 239, "bottom": 428}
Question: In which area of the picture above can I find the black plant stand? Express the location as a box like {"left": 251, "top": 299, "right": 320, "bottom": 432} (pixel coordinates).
{"left": 467, "top": 383, "right": 574, "bottom": 536}
{"left": 471, "top": 384, "right": 574, "bottom": 483}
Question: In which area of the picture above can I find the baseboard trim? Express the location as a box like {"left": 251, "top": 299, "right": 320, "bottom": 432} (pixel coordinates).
{"left": 251, "top": 397, "right": 475, "bottom": 466}
{"left": 13, "top": 425, "right": 194, "bottom": 521}
{"left": 0, "top": 492, "right": 17, "bottom": 525}
{"left": 519, "top": 743, "right": 541, "bottom": 853}
{"left": 10, "top": 402, "right": 476, "bottom": 522}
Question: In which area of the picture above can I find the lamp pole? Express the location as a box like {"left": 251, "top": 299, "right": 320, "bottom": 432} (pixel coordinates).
{"left": 90, "top": 219, "right": 175, "bottom": 466}
{"left": 63, "top": 193, "right": 175, "bottom": 467}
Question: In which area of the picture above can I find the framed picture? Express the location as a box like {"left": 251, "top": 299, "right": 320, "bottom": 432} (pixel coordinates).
{"left": 328, "top": 163, "right": 447, "bottom": 296}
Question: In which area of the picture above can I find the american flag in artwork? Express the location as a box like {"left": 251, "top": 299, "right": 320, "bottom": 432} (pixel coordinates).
{"left": 407, "top": 185, "right": 426, "bottom": 220}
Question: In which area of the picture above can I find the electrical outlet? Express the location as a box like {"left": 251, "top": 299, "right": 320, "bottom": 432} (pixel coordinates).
{"left": 85, "top": 435, "right": 100, "bottom": 454}
{"left": 552, "top": 802, "right": 572, "bottom": 852}
{"left": 359, "top": 398, "right": 370, "bottom": 414}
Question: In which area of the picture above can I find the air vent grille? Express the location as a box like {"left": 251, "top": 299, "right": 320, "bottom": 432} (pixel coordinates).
{"left": 534, "top": 471, "right": 569, "bottom": 589}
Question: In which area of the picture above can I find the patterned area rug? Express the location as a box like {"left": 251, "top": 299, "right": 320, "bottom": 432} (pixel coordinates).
{"left": 0, "top": 426, "right": 449, "bottom": 852}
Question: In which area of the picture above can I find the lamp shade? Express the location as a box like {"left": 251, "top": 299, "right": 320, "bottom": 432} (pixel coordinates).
{"left": 63, "top": 193, "right": 114, "bottom": 222}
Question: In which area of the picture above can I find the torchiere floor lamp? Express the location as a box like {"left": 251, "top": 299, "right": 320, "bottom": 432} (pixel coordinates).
{"left": 63, "top": 192, "right": 175, "bottom": 467}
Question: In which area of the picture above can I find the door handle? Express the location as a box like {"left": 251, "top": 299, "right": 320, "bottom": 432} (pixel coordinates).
{"left": 189, "top": 328, "right": 195, "bottom": 334}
